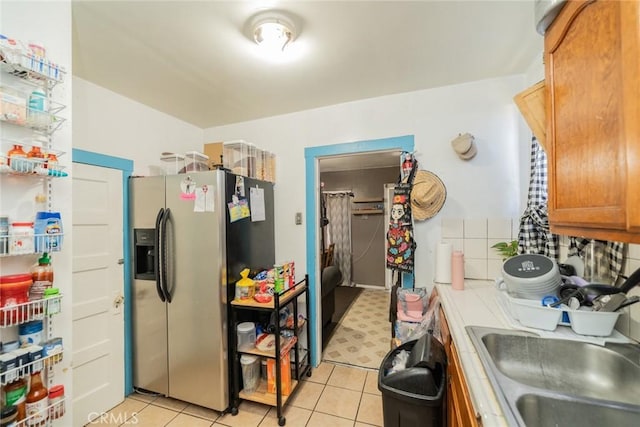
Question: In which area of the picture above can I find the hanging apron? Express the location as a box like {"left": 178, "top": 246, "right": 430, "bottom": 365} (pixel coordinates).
{"left": 386, "top": 155, "right": 417, "bottom": 273}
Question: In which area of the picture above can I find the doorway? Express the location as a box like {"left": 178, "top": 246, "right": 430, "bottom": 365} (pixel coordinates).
{"left": 304, "top": 135, "right": 415, "bottom": 367}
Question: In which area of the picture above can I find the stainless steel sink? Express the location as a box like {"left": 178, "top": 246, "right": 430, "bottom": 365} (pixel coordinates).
{"left": 516, "top": 394, "right": 640, "bottom": 427}
{"left": 466, "top": 326, "right": 640, "bottom": 426}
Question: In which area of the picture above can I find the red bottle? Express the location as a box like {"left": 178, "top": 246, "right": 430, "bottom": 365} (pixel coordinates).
{"left": 25, "top": 370, "right": 48, "bottom": 426}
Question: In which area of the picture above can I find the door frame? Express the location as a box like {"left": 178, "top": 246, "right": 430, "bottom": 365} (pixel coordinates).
{"left": 304, "top": 135, "right": 414, "bottom": 366}
{"left": 72, "top": 149, "right": 134, "bottom": 394}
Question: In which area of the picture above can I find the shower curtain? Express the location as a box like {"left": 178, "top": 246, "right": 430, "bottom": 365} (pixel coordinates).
{"left": 325, "top": 192, "right": 353, "bottom": 286}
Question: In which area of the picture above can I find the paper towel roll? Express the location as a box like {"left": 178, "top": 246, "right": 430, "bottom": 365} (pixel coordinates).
{"left": 435, "top": 242, "right": 453, "bottom": 283}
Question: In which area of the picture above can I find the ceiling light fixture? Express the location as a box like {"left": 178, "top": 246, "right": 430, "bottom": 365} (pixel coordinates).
{"left": 251, "top": 11, "right": 296, "bottom": 52}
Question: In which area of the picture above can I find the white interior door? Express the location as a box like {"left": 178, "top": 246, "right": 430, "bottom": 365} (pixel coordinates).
{"left": 72, "top": 163, "right": 124, "bottom": 426}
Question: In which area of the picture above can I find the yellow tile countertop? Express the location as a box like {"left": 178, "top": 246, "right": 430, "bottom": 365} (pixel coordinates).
{"left": 435, "top": 280, "right": 512, "bottom": 427}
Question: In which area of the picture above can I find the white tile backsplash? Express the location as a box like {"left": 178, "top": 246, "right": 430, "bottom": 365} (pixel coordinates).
{"left": 487, "top": 238, "right": 506, "bottom": 260}
{"left": 464, "top": 219, "right": 487, "bottom": 239}
{"left": 627, "top": 286, "right": 640, "bottom": 341}
{"left": 511, "top": 218, "right": 520, "bottom": 240}
{"left": 559, "top": 242, "right": 569, "bottom": 261}
{"left": 465, "top": 258, "right": 488, "bottom": 280}
{"left": 625, "top": 258, "right": 640, "bottom": 277}
{"left": 441, "top": 217, "right": 510, "bottom": 281}
{"left": 487, "top": 260, "right": 503, "bottom": 281}
{"left": 442, "top": 238, "right": 463, "bottom": 252}
{"left": 628, "top": 243, "right": 640, "bottom": 260}
{"left": 442, "top": 218, "right": 464, "bottom": 239}
{"left": 464, "top": 238, "right": 488, "bottom": 259}
{"left": 487, "top": 218, "right": 512, "bottom": 239}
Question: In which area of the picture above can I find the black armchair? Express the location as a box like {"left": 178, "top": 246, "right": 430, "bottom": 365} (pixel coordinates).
{"left": 321, "top": 265, "right": 343, "bottom": 329}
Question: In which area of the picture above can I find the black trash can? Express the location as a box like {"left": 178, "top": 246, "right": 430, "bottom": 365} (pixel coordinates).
{"left": 378, "top": 333, "right": 447, "bottom": 427}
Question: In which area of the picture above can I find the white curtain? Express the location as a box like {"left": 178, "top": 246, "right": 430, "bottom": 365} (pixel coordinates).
{"left": 325, "top": 193, "right": 352, "bottom": 286}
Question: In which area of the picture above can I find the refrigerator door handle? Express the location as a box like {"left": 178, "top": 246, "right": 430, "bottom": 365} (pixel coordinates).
{"left": 161, "top": 207, "right": 173, "bottom": 303}
{"left": 154, "top": 208, "right": 166, "bottom": 302}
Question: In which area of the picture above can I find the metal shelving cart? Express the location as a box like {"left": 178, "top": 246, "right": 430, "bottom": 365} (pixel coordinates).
{"left": 229, "top": 274, "right": 312, "bottom": 426}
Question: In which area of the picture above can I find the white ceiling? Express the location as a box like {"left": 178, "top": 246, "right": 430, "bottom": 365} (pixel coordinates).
{"left": 72, "top": 0, "right": 542, "bottom": 130}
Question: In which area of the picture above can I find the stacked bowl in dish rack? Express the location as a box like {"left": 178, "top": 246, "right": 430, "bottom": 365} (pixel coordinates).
{"left": 501, "top": 254, "right": 562, "bottom": 299}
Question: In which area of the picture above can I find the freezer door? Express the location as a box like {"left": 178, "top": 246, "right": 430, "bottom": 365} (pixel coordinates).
{"left": 224, "top": 173, "right": 276, "bottom": 286}
{"left": 164, "top": 171, "right": 228, "bottom": 410}
{"left": 130, "top": 176, "right": 169, "bottom": 394}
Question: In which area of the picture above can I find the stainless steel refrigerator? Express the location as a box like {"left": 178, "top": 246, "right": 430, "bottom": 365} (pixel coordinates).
{"left": 130, "top": 170, "right": 275, "bottom": 411}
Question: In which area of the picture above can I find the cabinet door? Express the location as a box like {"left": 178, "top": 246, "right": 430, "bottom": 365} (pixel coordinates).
{"left": 545, "top": 0, "right": 640, "bottom": 241}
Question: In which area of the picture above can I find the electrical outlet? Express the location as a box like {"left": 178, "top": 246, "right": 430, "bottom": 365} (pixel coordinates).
{"left": 295, "top": 212, "right": 302, "bottom": 225}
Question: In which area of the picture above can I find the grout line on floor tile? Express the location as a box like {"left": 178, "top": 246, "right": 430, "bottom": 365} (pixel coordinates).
{"left": 162, "top": 410, "right": 180, "bottom": 426}
{"left": 354, "top": 390, "right": 365, "bottom": 425}
{"left": 311, "top": 383, "right": 326, "bottom": 412}
{"left": 177, "top": 407, "right": 220, "bottom": 423}
{"left": 312, "top": 407, "right": 360, "bottom": 423}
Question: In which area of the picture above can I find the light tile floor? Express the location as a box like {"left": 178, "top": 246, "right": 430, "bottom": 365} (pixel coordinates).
{"left": 85, "top": 362, "right": 383, "bottom": 427}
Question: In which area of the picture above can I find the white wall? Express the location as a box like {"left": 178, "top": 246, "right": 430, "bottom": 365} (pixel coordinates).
{"left": 516, "top": 47, "right": 546, "bottom": 212}
{"left": 203, "top": 74, "right": 532, "bottom": 286}
{"left": 73, "top": 78, "right": 203, "bottom": 174}
{"left": 1, "top": 0, "right": 73, "bottom": 423}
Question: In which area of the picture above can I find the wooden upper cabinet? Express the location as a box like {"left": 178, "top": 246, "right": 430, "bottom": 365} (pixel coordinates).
{"left": 545, "top": 0, "right": 640, "bottom": 242}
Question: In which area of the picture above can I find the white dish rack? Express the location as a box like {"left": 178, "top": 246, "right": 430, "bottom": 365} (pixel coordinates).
{"left": 498, "top": 289, "right": 621, "bottom": 337}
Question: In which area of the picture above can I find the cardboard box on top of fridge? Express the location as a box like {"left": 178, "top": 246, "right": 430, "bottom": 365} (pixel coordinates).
{"left": 203, "top": 142, "right": 223, "bottom": 169}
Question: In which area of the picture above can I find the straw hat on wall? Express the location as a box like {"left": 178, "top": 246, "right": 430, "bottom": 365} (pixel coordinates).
{"left": 411, "top": 170, "right": 447, "bottom": 221}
